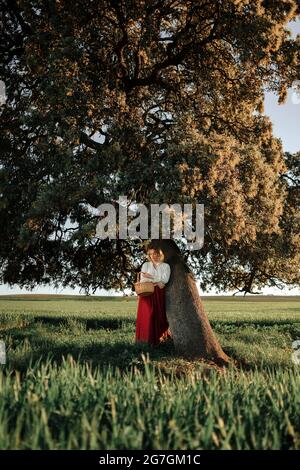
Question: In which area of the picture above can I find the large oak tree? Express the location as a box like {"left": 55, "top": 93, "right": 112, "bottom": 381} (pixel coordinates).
{"left": 0, "top": 0, "right": 299, "bottom": 363}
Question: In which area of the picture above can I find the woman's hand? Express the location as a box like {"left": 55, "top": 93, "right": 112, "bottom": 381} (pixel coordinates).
{"left": 141, "top": 272, "right": 154, "bottom": 279}
{"left": 157, "top": 282, "right": 165, "bottom": 289}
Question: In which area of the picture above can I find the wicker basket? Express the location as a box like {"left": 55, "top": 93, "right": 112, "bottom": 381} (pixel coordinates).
{"left": 134, "top": 272, "right": 155, "bottom": 297}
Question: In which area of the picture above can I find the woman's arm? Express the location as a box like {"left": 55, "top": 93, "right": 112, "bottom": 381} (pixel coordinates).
{"left": 155, "top": 263, "right": 171, "bottom": 288}
{"left": 140, "top": 262, "right": 154, "bottom": 281}
{"left": 159, "top": 263, "right": 171, "bottom": 284}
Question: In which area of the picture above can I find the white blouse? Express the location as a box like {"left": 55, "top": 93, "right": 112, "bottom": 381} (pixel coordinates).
{"left": 140, "top": 261, "right": 171, "bottom": 284}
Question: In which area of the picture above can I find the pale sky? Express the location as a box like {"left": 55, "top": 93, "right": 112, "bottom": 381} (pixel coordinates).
{"left": 1, "top": 20, "right": 299, "bottom": 297}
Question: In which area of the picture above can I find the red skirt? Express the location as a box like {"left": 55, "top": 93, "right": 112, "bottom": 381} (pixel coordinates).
{"left": 135, "top": 285, "right": 171, "bottom": 346}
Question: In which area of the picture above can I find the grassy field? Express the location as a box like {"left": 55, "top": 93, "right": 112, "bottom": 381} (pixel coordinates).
{"left": 0, "top": 294, "right": 299, "bottom": 450}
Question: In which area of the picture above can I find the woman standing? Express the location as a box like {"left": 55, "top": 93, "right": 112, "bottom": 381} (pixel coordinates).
{"left": 135, "top": 244, "right": 171, "bottom": 346}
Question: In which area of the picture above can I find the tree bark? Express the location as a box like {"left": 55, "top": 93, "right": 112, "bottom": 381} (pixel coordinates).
{"left": 151, "top": 239, "right": 231, "bottom": 366}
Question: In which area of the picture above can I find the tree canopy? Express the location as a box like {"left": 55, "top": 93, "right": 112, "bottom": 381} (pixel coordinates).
{"left": 0, "top": 0, "right": 299, "bottom": 294}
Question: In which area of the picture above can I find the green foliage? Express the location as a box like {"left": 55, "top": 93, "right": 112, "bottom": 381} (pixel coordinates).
{"left": 0, "top": 1, "right": 299, "bottom": 293}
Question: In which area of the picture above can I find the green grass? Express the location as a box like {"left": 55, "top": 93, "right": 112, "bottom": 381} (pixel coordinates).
{"left": 0, "top": 294, "right": 299, "bottom": 450}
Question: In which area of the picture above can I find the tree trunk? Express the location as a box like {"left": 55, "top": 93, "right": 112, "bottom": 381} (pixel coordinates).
{"left": 151, "top": 239, "right": 231, "bottom": 366}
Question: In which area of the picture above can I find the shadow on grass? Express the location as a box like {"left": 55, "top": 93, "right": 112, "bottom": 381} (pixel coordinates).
{"left": 1, "top": 316, "right": 134, "bottom": 332}
{"left": 32, "top": 316, "right": 134, "bottom": 331}
{"left": 5, "top": 335, "right": 178, "bottom": 377}
{"left": 3, "top": 316, "right": 299, "bottom": 377}
{"left": 4, "top": 329, "right": 257, "bottom": 378}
